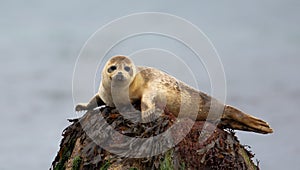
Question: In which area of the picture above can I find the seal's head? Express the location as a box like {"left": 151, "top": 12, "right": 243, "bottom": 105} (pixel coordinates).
{"left": 102, "top": 55, "right": 136, "bottom": 88}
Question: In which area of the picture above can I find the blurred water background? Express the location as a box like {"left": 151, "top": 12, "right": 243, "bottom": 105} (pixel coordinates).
{"left": 1, "top": 0, "right": 299, "bottom": 169}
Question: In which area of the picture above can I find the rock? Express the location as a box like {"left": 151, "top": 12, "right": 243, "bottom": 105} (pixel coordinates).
{"left": 50, "top": 106, "right": 258, "bottom": 170}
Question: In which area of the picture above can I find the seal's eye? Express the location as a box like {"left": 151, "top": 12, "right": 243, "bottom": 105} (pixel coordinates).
{"left": 124, "top": 66, "right": 131, "bottom": 72}
{"left": 108, "top": 66, "right": 117, "bottom": 73}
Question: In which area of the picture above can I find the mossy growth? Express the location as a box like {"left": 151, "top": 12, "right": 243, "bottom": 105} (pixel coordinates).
{"left": 238, "top": 147, "right": 258, "bottom": 170}
{"left": 100, "top": 160, "right": 111, "bottom": 170}
{"left": 180, "top": 162, "right": 186, "bottom": 170}
{"left": 54, "top": 138, "right": 77, "bottom": 170}
{"left": 71, "top": 156, "right": 82, "bottom": 170}
{"left": 129, "top": 167, "right": 138, "bottom": 170}
{"left": 160, "top": 150, "right": 174, "bottom": 170}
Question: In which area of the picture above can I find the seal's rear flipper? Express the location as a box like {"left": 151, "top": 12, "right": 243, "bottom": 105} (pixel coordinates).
{"left": 219, "top": 105, "right": 273, "bottom": 134}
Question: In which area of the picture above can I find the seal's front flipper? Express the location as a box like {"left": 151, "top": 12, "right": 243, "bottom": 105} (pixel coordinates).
{"left": 75, "top": 94, "right": 105, "bottom": 111}
{"left": 140, "top": 92, "right": 164, "bottom": 123}
{"left": 220, "top": 105, "right": 273, "bottom": 134}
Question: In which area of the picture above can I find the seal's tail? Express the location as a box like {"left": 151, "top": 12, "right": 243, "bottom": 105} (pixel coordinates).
{"left": 219, "top": 105, "right": 273, "bottom": 134}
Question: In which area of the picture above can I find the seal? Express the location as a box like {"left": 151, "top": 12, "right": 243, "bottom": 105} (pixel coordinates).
{"left": 76, "top": 55, "right": 273, "bottom": 134}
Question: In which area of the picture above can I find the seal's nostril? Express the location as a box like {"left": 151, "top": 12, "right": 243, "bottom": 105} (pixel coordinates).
{"left": 118, "top": 72, "right": 122, "bottom": 75}
{"left": 115, "top": 74, "right": 124, "bottom": 81}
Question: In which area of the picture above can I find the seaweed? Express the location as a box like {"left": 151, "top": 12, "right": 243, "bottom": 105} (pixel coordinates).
{"left": 50, "top": 106, "right": 258, "bottom": 170}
